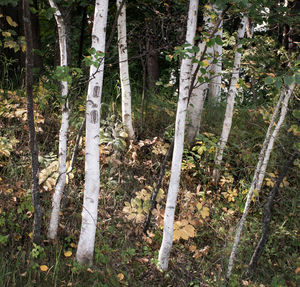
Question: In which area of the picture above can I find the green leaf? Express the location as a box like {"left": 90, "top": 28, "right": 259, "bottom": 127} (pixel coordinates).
{"left": 200, "top": 68, "right": 206, "bottom": 74}
{"left": 215, "top": 36, "right": 223, "bottom": 46}
{"left": 284, "top": 76, "right": 294, "bottom": 86}
{"left": 275, "top": 79, "right": 282, "bottom": 89}
{"left": 292, "top": 110, "right": 300, "bottom": 119}
{"left": 265, "top": 76, "right": 274, "bottom": 85}
{"left": 295, "top": 73, "right": 300, "bottom": 85}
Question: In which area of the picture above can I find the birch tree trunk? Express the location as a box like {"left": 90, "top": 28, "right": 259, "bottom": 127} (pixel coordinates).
{"left": 23, "top": 0, "right": 42, "bottom": 243}
{"left": 48, "top": 0, "right": 69, "bottom": 240}
{"left": 213, "top": 15, "right": 248, "bottom": 183}
{"left": 226, "top": 82, "right": 296, "bottom": 279}
{"left": 207, "top": 3, "right": 223, "bottom": 102}
{"left": 185, "top": 6, "right": 213, "bottom": 145}
{"left": 158, "top": 0, "right": 198, "bottom": 271}
{"left": 76, "top": 0, "right": 109, "bottom": 265}
{"left": 117, "top": 0, "right": 135, "bottom": 140}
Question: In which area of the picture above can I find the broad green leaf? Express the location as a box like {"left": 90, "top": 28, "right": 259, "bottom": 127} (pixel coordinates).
{"left": 264, "top": 76, "right": 274, "bottom": 85}
{"left": 284, "top": 75, "right": 294, "bottom": 86}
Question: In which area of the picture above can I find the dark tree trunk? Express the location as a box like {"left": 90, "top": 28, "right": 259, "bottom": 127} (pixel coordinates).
{"left": 146, "top": 21, "right": 159, "bottom": 93}
{"left": 247, "top": 151, "right": 298, "bottom": 277}
{"left": 23, "top": 0, "right": 42, "bottom": 244}
{"left": 31, "top": 0, "right": 43, "bottom": 73}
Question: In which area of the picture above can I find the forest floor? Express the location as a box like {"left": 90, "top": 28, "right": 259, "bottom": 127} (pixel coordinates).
{"left": 0, "top": 90, "right": 299, "bottom": 287}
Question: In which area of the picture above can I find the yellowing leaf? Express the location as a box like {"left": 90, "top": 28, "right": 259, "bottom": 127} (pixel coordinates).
{"left": 2, "top": 31, "right": 11, "bottom": 37}
{"left": 203, "top": 60, "right": 209, "bottom": 67}
{"left": 204, "top": 4, "right": 211, "bottom": 10}
{"left": 40, "top": 265, "right": 48, "bottom": 272}
{"left": 70, "top": 243, "right": 76, "bottom": 248}
{"left": 235, "top": 83, "right": 240, "bottom": 89}
{"left": 64, "top": 250, "right": 72, "bottom": 257}
{"left": 200, "top": 206, "right": 210, "bottom": 218}
{"left": 117, "top": 273, "right": 124, "bottom": 281}
{"left": 28, "top": 232, "right": 33, "bottom": 239}
{"left": 6, "top": 16, "right": 18, "bottom": 27}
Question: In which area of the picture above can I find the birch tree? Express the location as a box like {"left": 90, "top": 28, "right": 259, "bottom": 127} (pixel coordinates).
{"left": 213, "top": 15, "right": 248, "bottom": 183}
{"left": 117, "top": 0, "right": 135, "bottom": 140}
{"left": 23, "top": 0, "right": 42, "bottom": 243}
{"left": 226, "top": 81, "right": 296, "bottom": 279}
{"left": 76, "top": 0, "right": 109, "bottom": 265}
{"left": 48, "top": 0, "right": 69, "bottom": 240}
{"left": 158, "top": 0, "right": 198, "bottom": 271}
{"left": 185, "top": 5, "right": 214, "bottom": 145}
{"left": 207, "top": 3, "right": 223, "bottom": 102}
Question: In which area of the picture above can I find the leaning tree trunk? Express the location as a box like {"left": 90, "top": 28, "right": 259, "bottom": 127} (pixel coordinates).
{"left": 226, "top": 81, "right": 296, "bottom": 280}
{"left": 47, "top": 0, "right": 69, "bottom": 240}
{"left": 207, "top": 3, "right": 223, "bottom": 102}
{"left": 117, "top": 0, "right": 135, "bottom": 140}
{"left": 158, "top": 0, "right": 199, "bottom": 271}
{"left": 247, "top": 151, "right": 298, "bottom": 277}
{"left": 23, "top": 0, "right": 42, "bottom": 243}
{"left": 213, "top": 15, "right": 248, "bottom": 183}
{"left": 76, "top": 0, "right": 109, "bottom": 265}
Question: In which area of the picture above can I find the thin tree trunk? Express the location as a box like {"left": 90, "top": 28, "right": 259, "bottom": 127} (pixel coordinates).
{"left": 23, "top": 0, "right": 42, "bottom": 243}
{"left": 255, "top": 82, "right": 296, "bottom": 192}
{"left": 213, "top": 15, "right": 248, "bottom": 183}
{"left": 76, "top": 0, "right": 108, "bottom": 265}
{"left": 158, "top": 0, "right": 198, "bottom": 271}
{"left": 207, "top": 4, "right": 223, "bottom": 102}
{"left": 47, "top": 0, "right": 69, "bottom": 240}
{"left": 247, "top": 151, "right": 298, "bottom": 277}
{"left": 117, "top": 0, "right": 135, "bottom": 140}
{"left": 226, "top": 81, "right": 296, "bottom": 280}
{"left": 185, "top": 6, "right": 214, "bottom": 145}
{"left": 185, "top": 4, "right": 229, "bottom": 145}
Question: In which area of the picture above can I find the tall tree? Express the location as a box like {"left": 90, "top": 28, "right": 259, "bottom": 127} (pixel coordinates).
{"left": 213, "top": 15, "right": 248, "bottom": 183}
{"left": 47, "top": 0, "right": 69, "bottom": 240}
{"left": 185, "top": 4, "right": 215, "bottom": 145}
{"left": 158, "top": 0, "right": 199, "bottom": 271}
{"left": 117, "top": 0, "right": 135, "bottom": 140}
{"left": 207, "top": 3, "right": 223, "bottom": 102}
{"left": 226, "top": 81, "right": 297, "bottom": 279}
{"left": 76, "top": 0, "right": 109, "bottom": 265}
{"left": 23, "top": 0, "right": 42, "bottom": 243}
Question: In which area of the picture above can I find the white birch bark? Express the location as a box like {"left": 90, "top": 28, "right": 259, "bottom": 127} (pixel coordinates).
{"left": 48, "top": 0, "right": 69, "bottom": 240}
{"left": 213, "top": 15, "right": 248, "bottom": 182}
{"left": 76, "top": 0, "right": 108, "bottom": 265}
{"left": 226, "top": 82, "right": 296, "bottom": 279}
{"left": 208, "top": 3, "right": 223, "bottom": 102}
{"left": 158, "top": 0, "right": 198, "bottom": 271}
{"left": 117, "top": 0, "right": 135, "bottom": 140}
{"left": 185, "top": 6, "right": 214, "bottom": 145}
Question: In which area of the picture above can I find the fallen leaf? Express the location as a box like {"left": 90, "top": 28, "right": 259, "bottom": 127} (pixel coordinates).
{"left": 64, "top": 250, "right": 72, "bottom": 257}
{"left": 40, "top": 265, "right": 48, "bottom": 272}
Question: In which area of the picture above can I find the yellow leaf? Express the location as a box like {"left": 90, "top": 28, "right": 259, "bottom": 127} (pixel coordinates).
{"left": 235, "top": 83, "right": 240, "bottom": 89}
{"left": 200, "top": 207, "right": 210, "bottom": 218}
{"left": 28, "top": 232, "right": 33, "bottom": 239}
{"left": 6, "top": 16, "right": 18, "bottom": 27}
{"left": 204, "top": 4, "right": 211, "bottom": 10}
{"left": 70, "top": 243, "right": 76, "bottom": 248}
{"left": 40, "top": 265, "right": 48, "bottom": 272}
{"left": 203, "top": 60, "right": 209, "bottom": 67}
{"left": 117, "top": 273, "right": 124, "bottom": 281}
{"left": 2, "top": 31, "right": 11, "bottom": 37}
{"left": 64, "top": 250, "right": 72, "bottom": 257}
